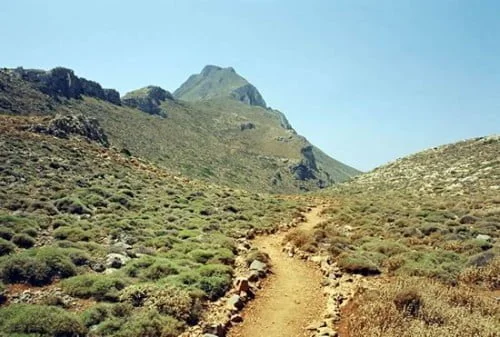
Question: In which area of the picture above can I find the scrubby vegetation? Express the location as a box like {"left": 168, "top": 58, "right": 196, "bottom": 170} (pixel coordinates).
{"left": 344, "top": 277, "right": 499, "bottom": 337}
{"left": 303, "top": 136, "right": 499, "bottom": 336}
{"left": 0, "top": 114, "right": 302, "bottom": 336}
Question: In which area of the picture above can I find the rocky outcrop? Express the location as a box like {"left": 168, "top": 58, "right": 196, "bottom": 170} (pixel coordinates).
{"left": 122, "top": 86, "right": 172, "bottom": 117}
{"left": 30, "top": 114, "right": 109, "bottom": 146}
{"left": 11, "top": 67, "right": 121, "bottom": 105}
{"left": 230, "top": 83, "right": 267, "bottom": 108}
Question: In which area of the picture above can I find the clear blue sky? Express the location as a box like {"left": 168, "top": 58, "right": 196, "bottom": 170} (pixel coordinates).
{"left": 2, "top": 0, "right": 499, "bottom": 171}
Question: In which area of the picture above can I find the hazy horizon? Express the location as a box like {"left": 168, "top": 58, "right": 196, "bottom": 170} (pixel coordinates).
{"left": 2, "top": 0, "right": 499, "bottom": 171}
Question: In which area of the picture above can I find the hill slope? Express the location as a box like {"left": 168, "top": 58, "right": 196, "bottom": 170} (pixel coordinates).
{"left": 288, "top": 136, "right": 499, "bottom": 337}
{"left": 0, "top": 66, "right": 360, "bottom": 193}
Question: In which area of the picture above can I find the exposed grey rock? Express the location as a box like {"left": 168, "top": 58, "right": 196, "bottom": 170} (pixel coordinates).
{"left": 306, "top": 320, "right": 327, "bottom": 330}
{"left": 317, "top": 327, "right": 338, "bottom": 337}
{"left": 30, "top": 114, "right": 109, "bottom": 147}
{"left": 103, "top": 88, "right": 121, "bottom": 105}
{"left": 476, "top": 234, "right": 492, "bottom": 242}
{"left": 230, "top": 83, "right": 266, "bottom": 108}
{"left": 226, "top": 294, "right": 244, "bottom": 311}
{"left": 105, "top": 253, "right": 130, "bottom": 269}
{"left": 122, "top": 86, "right": 172, "bottom": 116}
{"left": 249, "top": 260, "right": 268, "bottom": 277}
{"left": 90, "top": 262, "right": 106, "bottom": 272}
{"left": 12, "top": 67, "right": 120, "bottom": 105}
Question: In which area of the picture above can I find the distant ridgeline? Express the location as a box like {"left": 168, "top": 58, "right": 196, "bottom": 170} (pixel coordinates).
{"left": 0, "top": 65, "right": 360, "bottom": 193}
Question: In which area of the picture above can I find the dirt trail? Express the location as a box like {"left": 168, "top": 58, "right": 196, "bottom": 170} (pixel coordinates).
{"left": 228, "top": 207, "right": 326, "bottom": 337}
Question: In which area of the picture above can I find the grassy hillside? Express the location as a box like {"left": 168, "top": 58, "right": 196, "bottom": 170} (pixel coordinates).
{"left": 288, "top": 136, "right": 499, "bottom": 336}
{"left": 0, "top": 67, "right": 360, "bottom": 194}
{"left": 0, "top": 114, "right": 303, "bottom": 337}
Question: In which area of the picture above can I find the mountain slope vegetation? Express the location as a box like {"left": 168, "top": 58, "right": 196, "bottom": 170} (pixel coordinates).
{"left": 0, "top": 114, "right": 303, "bottom": 337}
{"left": 0, "top": 66, "right": 360, "bottom": 193}
{"left": 289, "top": 135, "right": 499, "bottom": 337}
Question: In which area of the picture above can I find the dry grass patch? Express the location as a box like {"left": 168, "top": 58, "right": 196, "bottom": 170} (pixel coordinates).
{"left": 345, "top": 277, "right": 499, "bottom": 337}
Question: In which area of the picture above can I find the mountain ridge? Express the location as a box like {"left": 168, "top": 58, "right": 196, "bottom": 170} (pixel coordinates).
{"left": 0, "top": 65, "right": 360, "bottom": 193}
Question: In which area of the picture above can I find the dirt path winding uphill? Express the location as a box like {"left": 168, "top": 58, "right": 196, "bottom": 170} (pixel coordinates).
{"left": 228, "top": 207, "right": 326, "bottom": 337}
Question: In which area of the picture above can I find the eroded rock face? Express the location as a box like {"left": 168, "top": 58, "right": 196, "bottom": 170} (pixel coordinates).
{"left": 30, "top": 114, "right": 109, "bottom": 146}
{"left": 230, "top": 83, "right": 267, "bottom": 108}
{"left": 11, "top": 67, "right": 121, "bottom": 105}
{"left": 122, "top": 86, "right": 172, "bottom": 117}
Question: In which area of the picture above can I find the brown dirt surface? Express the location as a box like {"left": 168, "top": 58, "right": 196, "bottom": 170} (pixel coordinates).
{"left": 228, "top": 207, "right": 326, "bottom": 337}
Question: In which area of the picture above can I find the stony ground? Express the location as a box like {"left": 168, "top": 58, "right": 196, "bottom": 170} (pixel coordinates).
{"left": 228, "top": 208, "right": 326, "bottom": 337}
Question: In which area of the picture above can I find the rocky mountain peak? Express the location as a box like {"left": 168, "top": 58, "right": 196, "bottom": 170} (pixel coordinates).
{"left": 174, "top": 65, "right": 267, "bottom": 108}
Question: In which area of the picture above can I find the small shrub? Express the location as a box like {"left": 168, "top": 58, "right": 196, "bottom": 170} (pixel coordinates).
{"left": 11, "top": 233, "right": 36, "bottom": 248}
{"left": 54, "top": 197, "right": 91, "bottom": 215}
{"left": 245, "top": 249, "right": 270, "bottom": 267}
{"left": 53, "top": 227, "right": 90, "bottom": 242}
{"left": 143, "top": 261, "right": 179, "bottom": 280}
{"left": 114, "top": 310, "right": 183, "bottom": 337}
{"left": 120, "top": 283, "right": 199, "bottom": 322}
{"left": 284, "top": 229, "right": 311, "bottom": 248}
{"left": 393, "top": 289, "right": 422, "bottom": 317}
{"left": 337, "top": 252, "right": 381, "bottom": 275}
{"left": 0, "top": 248, "right": 77, "bottom": 285}
{"left": 0, "top": 238, "right": 16, "bottom": 256}
{"left": 81, "top": 303, "right": 112, "bottom": 327}
{"left": 0, "top": 228, "right": 14, "bottom": 240}
{"left": 21, "top": 227, "right": 38, "bottom": 238}
{"left": 0, "top": 304, "right": 86, "bottom": 336}
{"left": 62, "top": 274, "right": 127, "bottom": 301}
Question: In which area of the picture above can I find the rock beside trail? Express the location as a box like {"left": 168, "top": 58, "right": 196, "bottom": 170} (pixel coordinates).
{"left": 249, "top": 260, "right": 268, "bottom": 275}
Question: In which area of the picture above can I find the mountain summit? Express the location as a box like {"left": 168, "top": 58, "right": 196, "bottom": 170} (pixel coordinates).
{"left": 174, "top": 65, "right": 267, "bottom": 108}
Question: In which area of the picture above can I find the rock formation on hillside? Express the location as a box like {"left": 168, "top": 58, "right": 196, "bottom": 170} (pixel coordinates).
{"left": 122, "top": 86, "right": 172, "bottom": 117}
{"left": 11, "top": 67, "right": 121, "bottom": 105}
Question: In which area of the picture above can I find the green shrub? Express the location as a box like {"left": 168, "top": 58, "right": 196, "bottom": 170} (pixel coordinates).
{"left": 0, "top": 248, "right": 77, "bottom": 285}
{"left": 337, "top": 252, "right": 381, "bottom": 275}
{"left": 114, "top": 310, "right": 183, "bottom": 337}
{"left": 0, "top": 304, "right": 86, "bottom": 336}
{"left": 62, "top": 274, "right": 128, "bottom": 301}
{"left": 190, "top": 249, "right": 215, "bottom": 264}
{"left": 0, "top": 228, "right": 14, "bottom": 240}
{"left": 123, "top": 256, "right": 155, "bottom": 278}
{"left": 397, "top": 251, "right": 465, "bottom": 283}
{"left": 21, "top": 228, "right": 38, "bottom": 238}
{"left": 53, "top": 227, "right": 90, "bottom": 242}
{"left": 143, "top": 261, "right": 179, "bottom": 280}
{"left": 11, "top": 234, "right": 36, "bottom": 248}
{"left": 198, "top": 275, "right": 231, "bottom": 300}
{"left": 81, "top": 303, "right": 113, "bottom": 327}
{"left": 54, "top": 197, "right": 91, "bottom": 215}
{"left": 0, "top": 238, "right": 16, "bottom": 256}
{"left": 120, "top": 283, "right": 199, "bottom": 322}
{"left": 66, "top": 249, "right": 91, "bottom": 266}
{"left": 0, "top": 214, "right": 38, "bottom": 233}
